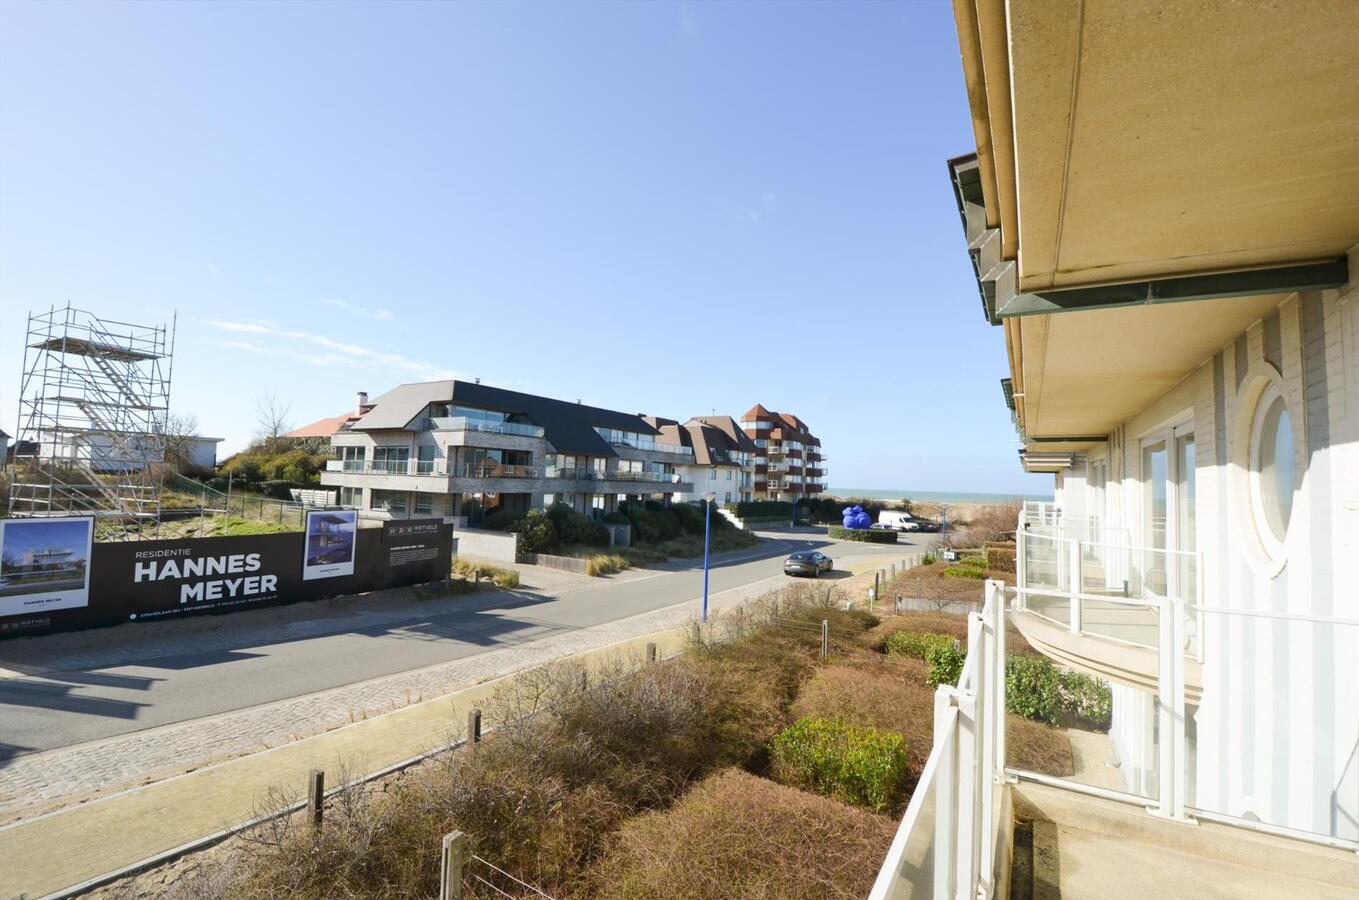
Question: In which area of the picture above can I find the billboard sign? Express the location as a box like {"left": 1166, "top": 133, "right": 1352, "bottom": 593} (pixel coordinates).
{"left": 0, "top": 516, "right": 94, "bottom": 618}
{"left": 302, "top": 509, "right": 358, "bottom": 581}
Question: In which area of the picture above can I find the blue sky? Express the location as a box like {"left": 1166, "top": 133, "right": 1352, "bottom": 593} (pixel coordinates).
{"left": 0, "top": 1, "right": 1049, "bottom": 496}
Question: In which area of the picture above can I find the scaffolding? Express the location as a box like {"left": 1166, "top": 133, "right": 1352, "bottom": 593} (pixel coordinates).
{"left": 8, "top": 305, "right": 176, "bottom": 539}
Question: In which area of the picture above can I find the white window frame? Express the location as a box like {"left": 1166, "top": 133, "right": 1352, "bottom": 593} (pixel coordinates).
{"left": 1248, "top": 381, "right": 1292, "bottom": 563}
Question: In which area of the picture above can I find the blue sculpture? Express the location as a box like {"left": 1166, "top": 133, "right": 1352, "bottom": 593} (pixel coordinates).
{"left": 842, "top": 505, "right": 872, "bottom": 529}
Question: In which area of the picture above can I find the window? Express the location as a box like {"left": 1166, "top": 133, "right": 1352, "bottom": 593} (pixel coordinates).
{"left": 371, "top": 489, "right": 408, "bottom": 513}
{"left": 417, "top": 445, "right": 438, "bottom": 474}
{"left": 340, "top": 487, "right": 361, "bottom": 507}
{"left": 414, "top": 494, "right": 433, "bottom": 515}
{"left": 373, "top": 447, "right": 410, "bottom": 474}
{"left": 339, "top": 446, "right": 366, "bottom": 471}
{"left": 725, "top": 469, "right": 732, "bottom": 480}
{"left": 1251, "top": 384, "right": 1295, "bottom": 548}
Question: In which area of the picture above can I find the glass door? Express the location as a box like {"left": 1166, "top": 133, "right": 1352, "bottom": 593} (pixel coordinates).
{"left": 1142, "top": 440, "right": 1169, "bottom": 596}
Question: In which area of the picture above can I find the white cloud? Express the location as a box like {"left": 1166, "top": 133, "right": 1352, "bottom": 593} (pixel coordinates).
{"left": 204, "top": 319, "right": 461, "bottom": 381}
{"left": 322, "top": 298, "right": 394, "bottom": 321}
{"left": 216, "top": 340, "right": 266, "bottom": 353}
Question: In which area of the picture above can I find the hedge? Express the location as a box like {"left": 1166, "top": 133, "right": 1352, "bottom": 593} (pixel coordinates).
{"left": 885, "top": 630, "right": 956, "bottom": 662}
{"left": 984, "top": 541, "right": 1017, "bottom": 574}
{"left": 1005, "top": 653, "right": 1112, "bottom": 729}
{"left": 726, "top": 500, "right": 793, "bottom": 520}
{"left": 769, "top": 716, "right": 908, "bottom": 813}
{"left": 827, "top": 526, "right": 897, "bottom": 543}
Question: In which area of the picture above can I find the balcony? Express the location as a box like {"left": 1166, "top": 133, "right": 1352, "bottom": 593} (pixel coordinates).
{"left": 425, "top": 416, "right": 545, "bottom": 438}
{"left": 459, "top": 462, "right": 540, "bottom": 479}
{"left": 325, "top": 459, "right": 448, "bottom": 477}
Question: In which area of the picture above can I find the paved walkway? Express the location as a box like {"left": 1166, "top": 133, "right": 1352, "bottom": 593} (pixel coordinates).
{"left": 0, "top": 552, "right": 902, "bottom": 898}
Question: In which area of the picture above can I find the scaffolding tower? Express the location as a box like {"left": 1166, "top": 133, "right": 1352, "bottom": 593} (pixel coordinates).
{"left": 9, "top": 305, "right": 176, "bottom": 539}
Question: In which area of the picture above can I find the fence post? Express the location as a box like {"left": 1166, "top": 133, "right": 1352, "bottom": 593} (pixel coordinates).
{"left": 820, "top": 619, "right": 829, "bottom": 660}
{"left": 890, "top": 563, "right": 896, "bottom": 580}
{"left": 440, "top": 830, "right": 468, "bottom": 900}
{"left": 646, "top": 641, "right": 657, "bottom": 663}
{"left": 896, "top": 591, "right": 902, "bottom": 612}
{"left": 1068, "top": 539, "right": 1083, "bottom": 635}
{"left": 874, "top": 570, "right": 880, "bottom": 600}
{"left": 307, "top": 769, "right": 325, "bottom": 832}
{"left": 467, "top": 708, "right": 482, "bottom": 743}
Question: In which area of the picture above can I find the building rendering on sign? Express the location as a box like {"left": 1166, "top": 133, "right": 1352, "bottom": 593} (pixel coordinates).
{"left": 320, "top": 381, "right": 700, "bottom": 525}
{"left": 875, "top": 5, "right": 1358, "bottom": 896}
{"left": 739, "top": 405, "right": 825, "bottom": 502}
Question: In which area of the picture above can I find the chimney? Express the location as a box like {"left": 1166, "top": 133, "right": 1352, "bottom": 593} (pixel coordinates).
{"left": 356, "top": 391, "right": 369, "bottom": 415}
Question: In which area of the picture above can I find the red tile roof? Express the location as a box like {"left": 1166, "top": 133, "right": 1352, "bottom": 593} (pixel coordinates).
{"left": 285, "top": 412, "right": 358, "bottom": 438}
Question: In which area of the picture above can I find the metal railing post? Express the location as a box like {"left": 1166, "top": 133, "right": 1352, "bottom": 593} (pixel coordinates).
{"left": 1069, "top": 539, "right": 1083, "bottom": 634}
{"left": 933, "top": 688, "right": 958, "bottom": 900}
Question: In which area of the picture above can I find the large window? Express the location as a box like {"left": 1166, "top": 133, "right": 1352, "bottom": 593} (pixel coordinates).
{"left": 370, "top": 489, "right": 408, "bottom": 514}
{"left": 1251, "top": 384, "right": 1295, "bottom": 550}
{"left": 373, "top": 447, "right": 410, "bottom": 474}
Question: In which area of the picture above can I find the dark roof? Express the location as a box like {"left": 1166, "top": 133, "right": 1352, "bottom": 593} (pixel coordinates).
{"left": 350, "top": 380, "right": 660, "bottom": 457}
{"left": 449, "top": 382, "right": 658, "bottom": 457}
{"left": 690, "top": 415, "right": 758, "bottom": 452}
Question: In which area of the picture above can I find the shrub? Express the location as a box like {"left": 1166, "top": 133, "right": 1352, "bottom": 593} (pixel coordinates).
{"left": 481, "top": 507, "right": 523, "bottom": 531}
{"left": 921, "top": 552, "right": 937, "bottom": 565}
{"left": 769, "top": 717, "right": 908, "bottom": 813}
{"left": 452, "top": 558, "right": 521, "bottom": 588}
{"left": 510, "top": 510, "right": 559, "bottom": 554}
{"left": 884, "top": 630, "right": 956, "bottom": 661}
{"left": 828, "top": 525, "right": 897, "bottom": 543}
{"left": 726, "top": 500, "right": 793, "bottom": 520}
{"left": 602, "top": 510, "right": 631, "bottom": 525}
{"left": 925, "top": 642, "right": 966, "bottom": 687}
{"left": 1006, "top": 652, "right": 1063, "bottom": 724}
{"left": 984, "top": 542, "right": 1017, "bottom": 574}
{"left": 585, "top": 554, "right": 630, "bottom": 576}
{"left": 590, "top": 768, "right": 896, "bottom": 900}
{"left": 547, "top": 503, "right": 610, "bottom": 547}
{"left": 670, "top": 501, "right": 707, "bottom": 535}
{"left": 1059, "top": 669, "right": 1113, "bottom": 730}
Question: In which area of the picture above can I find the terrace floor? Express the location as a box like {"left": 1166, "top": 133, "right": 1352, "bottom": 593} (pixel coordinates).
{"left": 1011, "top": 782, "right": 1359, "bottom": 900}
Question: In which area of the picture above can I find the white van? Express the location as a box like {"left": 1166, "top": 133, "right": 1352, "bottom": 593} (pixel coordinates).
{"left": 877, "top": 510, "right": 919, "bottom": 531}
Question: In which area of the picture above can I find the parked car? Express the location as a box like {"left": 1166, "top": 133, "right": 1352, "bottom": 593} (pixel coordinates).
{"left": 869, "top": 523, "right": 896, "bottom": 531}
{"left": 783, "top": 551, "right": 833, "bottom": 577}
{"left": 913, "top": 520, "right": 942, "bottom": 533}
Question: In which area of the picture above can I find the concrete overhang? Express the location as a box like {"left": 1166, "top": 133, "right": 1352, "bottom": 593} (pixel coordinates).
{"left": 1017, "top": 292, "right": 1286, "bottom": 438}
{"left": 953, "top": 0, "right": 1359, "bottom": 294}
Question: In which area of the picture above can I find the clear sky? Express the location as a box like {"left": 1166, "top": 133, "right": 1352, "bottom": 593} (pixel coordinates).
{"left": 0, "top": 1, "right": 1050, "bottom": 496}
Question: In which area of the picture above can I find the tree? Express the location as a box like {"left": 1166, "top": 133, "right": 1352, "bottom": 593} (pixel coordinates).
{"left": 255, "top": 390, "right": 294, "bottom": 444}
{"left": 162, "top": 411, "right": 200, "bottom": 472}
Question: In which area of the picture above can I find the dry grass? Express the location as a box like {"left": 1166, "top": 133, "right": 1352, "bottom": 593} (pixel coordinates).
{"left": 882, "top": 562, "right": 1014, "bottom": 605}
{"left": 1007, "top": 714, "right": 1074, "bottom": 776}
{"left": 589, "top": 768, "right": 896, "bottom": 900}
{"left": 860, "top": 610, "right": 1034, "bottom": 655}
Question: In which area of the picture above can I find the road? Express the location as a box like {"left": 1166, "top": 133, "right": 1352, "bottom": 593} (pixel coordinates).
{"left": 0, "top": 531, "right": 936, "bottom": 759}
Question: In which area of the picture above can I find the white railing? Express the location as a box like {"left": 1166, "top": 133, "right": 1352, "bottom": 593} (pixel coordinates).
{"left": 870, "top": 581, "right": 1007, "bottom": 899}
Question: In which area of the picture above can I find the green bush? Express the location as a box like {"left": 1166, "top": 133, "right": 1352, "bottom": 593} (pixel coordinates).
{"left": 547, "top": 503, "right": 610, "bottom": 548}
{"left": 510, "top": 511, "right": 558, "bottom": 554}
{"left": 482, "top": 507, "right": 523, "bottom": 531}
{"left": 726, "top": 500, "right": 793, "bottom": 520}
{"left": 921, "top": 552, "right": 937, "bottom": 565}
{"left": 1006, "top": 653, "right": 1063, "bottom": 725}
{"left": 602, "top": 510, "right": 631, "bottom": 525}
{"left": 926, "top": 642, "right": 967, "bottom": 687}
{"left": 769, "top": 717, "right": 908, "bottom": 813}
{"left": 670, "top": 502, "right": 708, "bottom": 536}
{"left": 827, "top": 526, "right": 897, "bottom": 543}
{"left": 1059, "top": 669, "right": 1113, "bottom": 730}
{"left": 885, "top": 630, "right": 956, "bottom": 662}
{"left": 452, "top": 558, "right": 521, "bottom": 588}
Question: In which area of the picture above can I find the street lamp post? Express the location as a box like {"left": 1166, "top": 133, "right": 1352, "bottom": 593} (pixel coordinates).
{"left": 702, "top": 491, "right": 716, "bottom": 622}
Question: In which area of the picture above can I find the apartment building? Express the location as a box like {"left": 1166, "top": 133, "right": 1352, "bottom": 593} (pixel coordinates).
{"left": 739, "top": 405, "right": 825, "bottom": 501}
{"left": 875, "top": 7, "right": 1358, "bottom": 896}
{"left": 645, "top": 416, "right": 756, "bottom": 505}
{"left": 320, "top": 381, "right": 694, "bottom": 525}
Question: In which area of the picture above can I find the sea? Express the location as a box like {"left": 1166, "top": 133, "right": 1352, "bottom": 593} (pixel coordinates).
{"left": 827, "top": 488, "right": 1053, "bottom": 505}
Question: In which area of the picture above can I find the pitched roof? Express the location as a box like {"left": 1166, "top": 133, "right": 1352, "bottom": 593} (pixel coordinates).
{"left": 286, "top": 412, "right": 360, "bottom": 438}
{"left": 742, "top": 403, "right": 772, "bottom": 420}
{"left": 690, "top": 415, "right": 758, "bottom": 452}
{"left": 352, "top": 380, "right": 661, "bottom": 457}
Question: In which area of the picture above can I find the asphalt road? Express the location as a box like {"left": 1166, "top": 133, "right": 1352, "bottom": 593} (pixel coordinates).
{"left": 0, "top": 532, "right": 936, "bottom": 757}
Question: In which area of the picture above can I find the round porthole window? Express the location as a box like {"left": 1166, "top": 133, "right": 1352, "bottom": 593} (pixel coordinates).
{"left": 1250, "top": 383, "right": 1295, "bottom": 551}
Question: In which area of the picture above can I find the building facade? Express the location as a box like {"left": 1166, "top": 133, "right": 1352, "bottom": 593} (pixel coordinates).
{"left": 944, "top": 0, "right": 1358, "bottom": 848}
{"left": 319, "top": 381, "right": 695, "bottom": 525}
{"left": 739, "top": 405, "right": 825, "bottom": 502}
{"left": 646, "top": 416, "right": 756, "bottom": 505}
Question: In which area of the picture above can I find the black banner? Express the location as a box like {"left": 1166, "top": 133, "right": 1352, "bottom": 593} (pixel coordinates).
{"left": 0, "top": 523, "right": 455, "bottom": 639}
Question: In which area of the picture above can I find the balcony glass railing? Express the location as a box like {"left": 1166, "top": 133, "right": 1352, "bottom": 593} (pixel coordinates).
{"left": 326, "top": 459, "right": 449, "bottom": 477}
{"left": 426, "top": 416, "right": 545, "bottom": 438}
{"left": 459, "top": 462, "right": 540, "bottom": 479}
